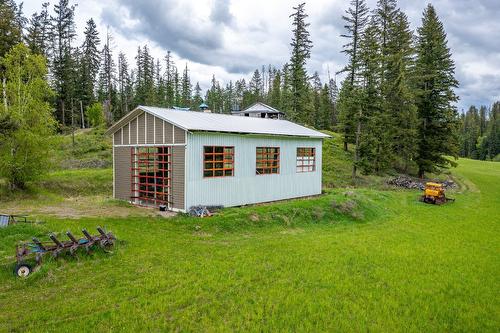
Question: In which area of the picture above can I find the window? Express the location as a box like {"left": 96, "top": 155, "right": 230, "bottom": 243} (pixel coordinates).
{"left": 131, "top": 147, "right": 171, "bottom": 207}
{"left": 256, "top": 147, "right": 280, "bottom": 175}
{"left": 204, "top": 146, "right": 234, "bottom": 177}
{"left": 296, "top": 147, "right": 315, "bottom": 172}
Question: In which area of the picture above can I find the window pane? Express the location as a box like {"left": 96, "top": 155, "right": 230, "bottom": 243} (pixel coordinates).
{"left": 215, "top": 146, "right": 224, "bottom": 153}
{"left": 204, "top": 146, "right": 213, "bottom": 153}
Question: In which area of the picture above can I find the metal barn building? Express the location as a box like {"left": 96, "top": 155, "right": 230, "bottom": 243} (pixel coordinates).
{"left": 106, "top": 106, "right": 329, "bottom": 212}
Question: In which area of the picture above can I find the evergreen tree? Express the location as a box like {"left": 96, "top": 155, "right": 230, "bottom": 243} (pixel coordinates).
{"left": 0, "top": 0, "right": 24, "bottom": 58}
{"left": 26, "top": 2, "right": 50, "bottom": 56}
{"left": 289, "top": 2, "right": 313, "bottom": 122}
{"left": 249, "top": 69, "right": 263, "bottom": 104}
{"left": 117, "top": 52, "right": 132, "bottom": 118}
{"left": 385, "top": 11, "right": 417, "bottom": 172}
{"left": 50, "top": 0, "right": 77, "bottom": 125}
{"left": 311, "top": 71, "right": 322, "bottom": 128}
{"left": 338, "top": 0, "right": 369, "bottom": 150}
{"left": 318, "top": 83, "right": 334, "bottom": 130}
{"left": 97, "top": 30, "right": 117, "bottom": 123}
{"left": 356, "top": 20, "right": 388, "bottom": 175}
{"left": 79, "top": 18, "right": 100, "bottom": 112}
{"left": 192, "top": 82, "right": 203, "bottom": 110}
{"left": 328, "top": 75, "right": 339, "bottom": 126}
{"left": 164, "top": 51, "right": 175, "bottom": 107}
{"left": 181, "top": 64, "right": 191, "bottom": 108}
{"left": 414, "top": 4, "right": 459, "bottom": 177}
{"left": 268, "top": 69, "right": 282, "bottom": 110}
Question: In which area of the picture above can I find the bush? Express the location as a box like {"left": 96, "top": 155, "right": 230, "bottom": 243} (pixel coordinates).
{"left": 86, "top": 103, "right": 104, "bottom": 128}
{"left": 493, "top": 154, "right": 500, "bottom": 162}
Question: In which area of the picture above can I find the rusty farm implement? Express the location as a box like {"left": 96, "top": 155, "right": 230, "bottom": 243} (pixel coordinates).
{"left": 14, "top": 227, "right": 116, "bottom": 277}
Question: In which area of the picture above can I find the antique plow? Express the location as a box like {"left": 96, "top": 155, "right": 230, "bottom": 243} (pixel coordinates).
{"left": 14, "top": 227, "right": 116, "bottom": 277}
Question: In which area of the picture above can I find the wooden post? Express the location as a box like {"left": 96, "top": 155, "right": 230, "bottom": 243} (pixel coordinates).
{"left": 80, "top": 100, "right": 85, "bottom": 129}
{"left": 71, "top": 99, "right": 75, "bottom": 147}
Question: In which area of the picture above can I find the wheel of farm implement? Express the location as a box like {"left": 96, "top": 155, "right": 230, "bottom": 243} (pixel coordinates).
{"left": 14, "top": 263, "right": 32, "bottom": 277}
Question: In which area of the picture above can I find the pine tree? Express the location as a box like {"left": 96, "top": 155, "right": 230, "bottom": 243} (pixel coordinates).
{"left": 318, "top": 83, "right": 334, "bottom": 130}
{"left": 79, "top": 18, "right": 100, "bottom": 112}
{"left": 50, "top": 0, "right": 77, "bottom": 125}
{"left": 356, "top": 20, "right": 387, "bottom": 175}
{"left": 289, "top": 2, "right": 313, "bottom": 123}
{"left": 328, "top": 75, "right": 339, "bottom": 126}
{"left": 97, "top": 30, "right": 117, "bottom": 123}
{"left": 414, "top": 4, "right": 459, "bottom": 177}
{"left": 311, "top": 71, "right": 322, "bottom": 128}
{"left": 181, "top": 64, "right": 191, "bottom": 108}
{"left": 249, "top": 69, "right": 263, "bottom": 104}
{"left": 26, "top": 2, "right": 50, "bottom": 56}
{"left": 117, "top": 52, "right": 132, "bottom": 118}
{"left": 268, "top": 69, "right": 282, "bottom": 110}
{"left": 164, "top": 51, "right": 175, "bottom": 107}
{"left": 192, "top": 82, "right": 203, "bottom": 110}
{"left": 338, "top": 0, "right": 369, "bottom": 151}
{"left": 0, "top": 0, "right": 24, "bottom": 58}
{"left": 385, "top": 11, "right": 417, "bottom": 172}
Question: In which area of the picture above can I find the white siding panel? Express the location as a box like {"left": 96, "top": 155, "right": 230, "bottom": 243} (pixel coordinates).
{"left": 185, "top": 132, "right": 323, "bottom": 209}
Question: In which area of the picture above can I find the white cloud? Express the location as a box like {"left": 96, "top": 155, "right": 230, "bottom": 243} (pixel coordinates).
{"left": 19, "top": 0, "right": 500, "bottom": 110}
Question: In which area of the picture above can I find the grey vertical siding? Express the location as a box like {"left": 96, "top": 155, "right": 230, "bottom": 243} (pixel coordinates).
{"left": 165, "top": 123, "right": 173, "bottom": 144}
{"left": 174, "top": 126, "right": 185, "bottom": 144}
{"left": 113, "top": 131, "right": 121, "bottom": 145}
{"left": 155, "top": 119, "right": 163, "bottom": 143}
{"left": 146, "top": 113, "right": 155, "bottom": 143}
{"left": 171, "top": 146, "right": 185, "bottom": 210}
{"left": 123, "top": 123, "right": 130, "bottom": 145}
{"left": 137, "top": 113, "right": 145, "bottom": 144}
{"left": 185, "top": 132, "right": 323, "bottom": 209}
{"left": 129, "top": 117, "right": 137, "bottom": 144}
{"left": 114, "top": 146, "right": 131, "bottom": 201}
{"left": 111, "top": 111, "right": 188, "bottom": 210}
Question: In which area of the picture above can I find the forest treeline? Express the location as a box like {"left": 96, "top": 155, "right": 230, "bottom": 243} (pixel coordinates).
{"left": 0, "top": 0, "right": 498, "bottom": 189}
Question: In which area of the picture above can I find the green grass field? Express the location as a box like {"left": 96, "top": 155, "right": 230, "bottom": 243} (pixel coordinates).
{"left": 0, "top": 157, "right": 498, "bottom": 332}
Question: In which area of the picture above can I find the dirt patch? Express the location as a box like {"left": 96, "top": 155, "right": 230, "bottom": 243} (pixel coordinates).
{"left": 0, "top": 195, "right": 177, "bottom": 219}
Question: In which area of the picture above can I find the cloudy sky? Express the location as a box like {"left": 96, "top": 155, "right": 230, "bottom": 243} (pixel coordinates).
{"left": 19, "top": 0, "right": 500, "bottom": 111}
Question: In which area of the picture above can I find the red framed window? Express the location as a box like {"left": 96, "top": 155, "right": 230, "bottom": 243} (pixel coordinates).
{"left": 256, "top": 147, "right": 280, "bottom": 175}
{"left": 131, "top": 147, "right": 171, "bottom": 207}
{"left": 296, "top": 147, "right": 315, "bottom": 172}
{"left": 203, "top": 146, "right": 234, "bottom": 177}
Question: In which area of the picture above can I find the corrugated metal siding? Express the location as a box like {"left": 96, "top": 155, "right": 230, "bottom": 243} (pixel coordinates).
{"left": 146, "top": 113, "right": 155, "bottom": 143}
{"left": 123, "top": 123, "right": 130, "bottom": 145}
{"left": 129, "top": 117, "right": 137, "bottom": 144}
{"left": 155, "top": 119, "right": 163, "bottom": 143}
{"left": 174, "top": 126, "right": 185, "bottom": 144}
{"left": 171, "top": 146, "right": 185, "bottom": 210}
{"left": 185, "top": 132, "right": 323, "bottom": 209}
{"left": 114, "top": 147, "right": 131, "bottom": 201}
{"left": 137, "top": 113, "right": 145, "bottom": 144}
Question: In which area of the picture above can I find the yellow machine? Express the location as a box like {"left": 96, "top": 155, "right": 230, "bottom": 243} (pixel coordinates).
{"left": 421, "top": 182, "right": 454, "bottom": 205}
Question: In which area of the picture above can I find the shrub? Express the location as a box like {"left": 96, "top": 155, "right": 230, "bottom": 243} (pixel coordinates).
{"left": 86, "top": 103, "right": 104, "bottom": 128}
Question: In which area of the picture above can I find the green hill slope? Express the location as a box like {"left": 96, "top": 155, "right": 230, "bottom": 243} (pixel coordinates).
{"left": 0, "top": 158, "right": 498, "bottom": 331}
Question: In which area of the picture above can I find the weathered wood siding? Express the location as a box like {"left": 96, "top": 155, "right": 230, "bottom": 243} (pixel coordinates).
{"left": 114, "top": 146, "right": 131, "bottom": 201}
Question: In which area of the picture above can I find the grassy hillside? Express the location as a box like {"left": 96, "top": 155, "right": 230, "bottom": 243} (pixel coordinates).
{"left": 0, "top": 157, "right": 498, "bottom": 331}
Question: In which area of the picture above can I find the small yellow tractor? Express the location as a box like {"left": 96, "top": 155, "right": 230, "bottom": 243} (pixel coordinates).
{"left": 420, "top": 182, "right": 455, "bottom": 205}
